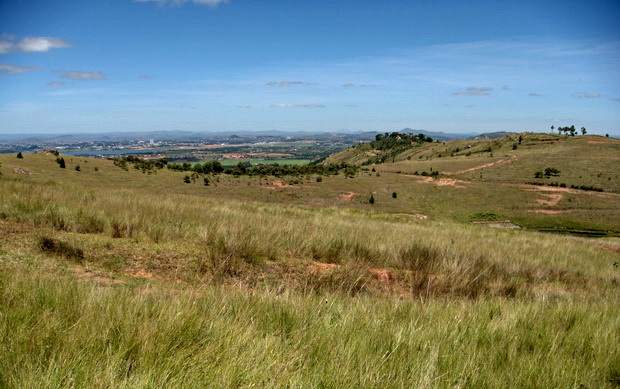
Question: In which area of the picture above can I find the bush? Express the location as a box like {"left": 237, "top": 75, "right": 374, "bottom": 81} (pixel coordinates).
{"left": 392, "top": 192, "right": 397, "bottom": 199}
{"left": 16, "top": 152, "right": 23, "bottom": 159}
{"left": 75, "top": 165, "right": 81, "bottom": 171}
{"left": 183, "top": 175, "right": 191, "bottom": 184}
{"left": 369, "top": 194, "right": 375, "bottom": 204}
{"left": 39, "top": 236, "right": 84, "bottom": 263}
{"left": 56, "top": 157, "right": 66, "bottom": 169}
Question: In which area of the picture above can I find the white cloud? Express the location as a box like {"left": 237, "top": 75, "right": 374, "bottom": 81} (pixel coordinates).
{"left": 453, "top": 87, "right": 493, "bottom": 96}
{"left": 16, "top": 37, "right": 71, "bottom": 52}
{"left": 0, "top": 35, "right": 71, "bottom": 53}
{"left": 0, "top": 64, "right": 42, "bottom": 74}
{"left": 48, "top": 81, "right": 65, "bottom": 86}
{"left": 135, "top": 0, "right": 229, "bottom": 7}
{"left": 0, "top": 40, "right": 12, "bottom": 54}
{"left": 266, "top": 81, "right": 307, "bottom": 86}
{"left": 574, "top": 92, "right": 601, "bottom": 98}
{"left": 528, "top": 93, "right": 542, "bottom": 97}
{"left": 60, "top": 70, "right": 106, "bottom": 81}
{"left": 270, "top": 104, "right": 325, "bottom": 108}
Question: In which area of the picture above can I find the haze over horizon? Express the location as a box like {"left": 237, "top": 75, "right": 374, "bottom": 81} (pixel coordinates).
{"left": 1, "top": 0, "right": 619, "bottom": 135}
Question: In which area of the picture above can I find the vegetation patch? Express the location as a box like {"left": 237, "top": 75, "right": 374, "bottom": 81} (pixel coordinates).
{"left": 39, "top": 236, "right": 84, "bottom": 263}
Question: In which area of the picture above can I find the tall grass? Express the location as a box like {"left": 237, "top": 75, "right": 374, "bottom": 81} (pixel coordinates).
{"left": 1, "top": 176, "right": 618, "bottom": 298}
{"left": 0, "top": 267, "right": 618, "bottom": 388}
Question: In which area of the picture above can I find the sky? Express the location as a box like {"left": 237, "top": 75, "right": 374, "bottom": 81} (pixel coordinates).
{"left": 0, "top": 0, "right": 619, "bottom": 135}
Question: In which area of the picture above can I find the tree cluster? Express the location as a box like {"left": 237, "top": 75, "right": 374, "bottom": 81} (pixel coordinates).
{"left": 167, "top": 160, "right": 359, "bottom": 178}
{"left": 111, "top": 156, "right": 168, "bottom": 174}
{"left": 362, "top": 132, "right": 433, "bottom": 166}
{"left": 552, "top": 125, "right": 587, "bottom": 136}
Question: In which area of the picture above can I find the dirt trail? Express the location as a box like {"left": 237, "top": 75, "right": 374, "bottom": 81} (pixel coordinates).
{"left": 444, "top": 156, "right": 517, "bottom": 175}
{"left": 13, "top": 167, "right": 33, "bottom": 175}
{"left": 339, "top": 191, "right": 356, "bottom": 201}
{"left": 264, "top": 180, "right": 290, "bottom": 190}
{"left": 527, "top": 209, "right": 571, "bottom": 215}
{"left": 395, "top": 213, "right": 429, "bottom": 220}
{"left": 403, "top": 175, "right": 468, "bottom": 188}
{"left": 536, "top": 193, "right": 563, "bottom": 207}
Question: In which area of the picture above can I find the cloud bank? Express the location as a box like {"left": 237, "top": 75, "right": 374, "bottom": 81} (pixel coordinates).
{"left": 0, "top": 64, "right": 42, "bottom": 74}
{"left": 60, "top": 70, "right": 106, "bottom": 81}
{"left": 265, "top": 81, "right": 308, "bottom": 86}
{"left": 453, "top": 87, "right": 493, "bottom": 96}
{"left": 0, "top": 36, "right": 71, "bottom": 53}
{"left": 270, "top": 104, "right": 325, "bottom": 108}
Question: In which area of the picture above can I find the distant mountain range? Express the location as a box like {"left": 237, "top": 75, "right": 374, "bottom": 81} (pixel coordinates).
{"left": 0, "top": 129, "right": 525, "bottom": 144}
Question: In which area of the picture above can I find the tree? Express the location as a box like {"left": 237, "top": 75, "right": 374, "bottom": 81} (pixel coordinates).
{"left": 550, "top": 125, "right": 554, "bottom": 134}
{"left": 581, "top": 127, "right": 587, "bottom": 135}
{"left": 183, "top": 175, "right": 190, "bottom": 183}
{"left": 56, "top": 157, "right": 66, "bottom": 168}
{"left": 203, "top": 177, "right": 210, "bottom": 186}
{"left": 16, "top": 152, "right": 23, "bottom": 159}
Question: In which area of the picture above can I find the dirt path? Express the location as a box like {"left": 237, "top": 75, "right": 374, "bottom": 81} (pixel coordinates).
{"left": 264, "top": 180, "right": 291, "bottom": 190}
{"left": 339, "top": 191, "right": 356, "bottom": 201}
{"left": 402, "top": 175, "right": 468, "bottom": 188}
{"left": 536, "top": 193, "right": 563, "bottom": 207}
{"left": 527, "top": 209, "right": 571, "bottom": 214}
{"left": 444, "top": 156, "right": 516, "bottom": 175}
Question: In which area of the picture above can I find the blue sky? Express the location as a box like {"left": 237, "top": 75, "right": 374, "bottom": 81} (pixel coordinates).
{"left": 0, "top": 0, "right": 619, "bottom": 135}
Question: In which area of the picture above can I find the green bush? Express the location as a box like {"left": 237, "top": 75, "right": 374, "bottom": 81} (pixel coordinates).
{"left": 39, "top": 236, "right": 84, "bottom": 263}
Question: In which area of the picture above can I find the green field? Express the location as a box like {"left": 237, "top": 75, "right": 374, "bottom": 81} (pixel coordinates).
{"left": 219, "top": 159, "right": 313, "bottom": 166}
{"left": 0, "top": 134, "right": 619, "bottom": 387}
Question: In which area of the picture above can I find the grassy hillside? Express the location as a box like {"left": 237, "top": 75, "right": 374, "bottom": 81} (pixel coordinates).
{"left": 0, "top": 141, "right": 619, "bottom": 387}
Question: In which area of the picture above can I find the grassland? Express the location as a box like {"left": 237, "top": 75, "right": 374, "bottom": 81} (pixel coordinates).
{"left": 0, "top": 134, "right": 619, "bottom": 387}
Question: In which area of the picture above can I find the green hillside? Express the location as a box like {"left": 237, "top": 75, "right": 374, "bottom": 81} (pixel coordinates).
{"left": 0, "top": 136, "right": 619, "bottom": 387}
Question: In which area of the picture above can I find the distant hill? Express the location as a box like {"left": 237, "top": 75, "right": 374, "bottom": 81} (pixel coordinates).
{"left": 469, "top": 131, "right": 517, "bottom": 140}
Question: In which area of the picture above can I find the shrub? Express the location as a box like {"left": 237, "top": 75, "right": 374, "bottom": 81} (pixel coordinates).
{"left": 316, "top": 176, "right": 322, "bottom": 182}
{"left": 392, "top": 192, "right": 397, "bottom": 199}
{"left": 75, "top": 165, "right": 81, "bottom": 171}
{"left": 56, "top": 157, "right": 66, "bottom": 168}
{"left": 369, "top": 194, "right": 375, "bottom": 204}
{"left": 16, "top": 152, "right": 23, "bottom": 159}
{"left": 183, "top": 175, "right": 191, "bottom": 184}
{"left": 39, "top": 236, "right": 84, "bottom": 263}
{"left": 544, "top": 167, "right": 560, "bottom": 177}
{"left": 203, "top": 177, "right": 210, "bottom": 186}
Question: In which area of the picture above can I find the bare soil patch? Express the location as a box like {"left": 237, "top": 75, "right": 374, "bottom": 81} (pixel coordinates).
{"left": 264, "top": 180, "right": 291, "bottom": 190}
{"left": 535, "top": 193, "right": 563, "bottom": 207}
{"left": 527, "top": 209, "right": 572, "bottom": 215}
{"left": 435, "top": 178, "right": 469, "bottom": 188}
{"left": 395, "top": 213, "right": 429, "bottom": 220}
{"left": 13, "top": 167, "right": 33, "bottom": 175}
{"left": 445, "top": 156, "right": 516, "bottom": 175}
{"left": 339, "top": 191, "right": 356, "bottom": 201}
